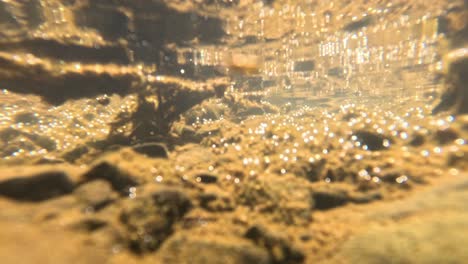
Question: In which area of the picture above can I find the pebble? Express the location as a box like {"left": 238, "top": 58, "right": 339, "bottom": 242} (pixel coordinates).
{"left": 194, "top": 173, "right": 218, "bottom": 184}
{"left": 353, "top": 130, "right": 391, "bottom": 151}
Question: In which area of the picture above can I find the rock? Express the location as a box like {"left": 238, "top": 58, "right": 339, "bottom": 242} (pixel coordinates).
{"left": 195, "top": 126, "right": 221, "bottom": 139}
{"left": 82, "top": 161, "right": 140, "bottom": 195}
{"left": 349, "top": 191, "right": 383, "bottom": 204}
{"left": 434, "top": 128, "right": 459, "bottom": 144}
{"left": 0, "top": 127, "right": 21, "bottom": 142}
{"left": 96, "top": 94, "right": 111, "bottom": 106}
{"left": 131, "top": 142, "right": 169, "bottom": 158}
{"left": 312, "top": 188, "right": 349, "bottom": 210}
{"left": 34, "top": 157, "right": 66, "bottom": 165}
{"left": 311, "top": 183, "right": 381, "bottom": 209}
{"left": 198, "top": 186, "right": 235, "bottom": 212}
{"left": 447, "top": 148, "right": 468, "bottom": 168}
{"left": 22, "top": 132, "right": 57, "bottom": 151}
{"left": 328, "top": 67, "right": 344, "bottom": 77}
{"left": 184, "top": 99, "right": 226, "bottom": 124}
{"left": 240, "top": 106, "right": 265, "bottom": 116}
{"left": 353, "top": 130, "right": 391, "bottom": 151}
{"left": 108, "top": 78, "right": 221, "bottom": 140}
{"left": 158, "top": 232, "right": 271, "bottom": 264}
{"left": 245, "top": 225, "right": 305, "bottom": 264}
{"left": 236, "top": 176, "right": 313, "bottom": 224}
{"left": 1, "top": 136, "right": 38, "bottom": 158}
{"left": 62, "top": 145, "right": 89, "bottom": 162}
{"left": 194, "top": 173, "right": 218, "bottom": 184}
{"left": 14, "top": 112, "right": 39, "bottom": 125}
{"left": 341, "top": 112, "right": 359, "bottom": 121}
{"left": 293, "top": 60, "right": 315, "bottom": 72}
{"left": 120, "top": 188, "right": 192, "bottom": 253}
{"left": 74, "top": 180, "right": 117, "bottom": 211}
{"left": 343, "top": 15, "right": 374, "bottom": 32}
{"left": 0, "top": 170, "right": 75, "bottom": 202}
{"left": 175, "top": 145, "right": 217, "bottom": 171}
{"left": 379, "top": 171, "right": 413, "bottom": 186}
{"left": 409, "top": 133, "right": 426, "bottom": 146}
{"left": 69, "top": 218, "right": 108, "bottom": 232}
{"left": 433, "top": 48, "right": 468, "bottom": 115}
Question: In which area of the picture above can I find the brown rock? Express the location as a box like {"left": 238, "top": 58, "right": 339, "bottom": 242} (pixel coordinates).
{"left": 0, "top": 169, "right": 75, "bottom": 202}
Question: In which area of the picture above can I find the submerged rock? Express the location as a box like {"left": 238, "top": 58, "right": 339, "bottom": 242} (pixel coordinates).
{"left": 0, "top": 169, "right": 75, "bottom": 201}
{"left": 198, "top": 185, "right": 235, "bottom": 212}
{"left": 82, "top": 161, "right": 140, "bottom": 195}
{"left": 433, "top": 48, "right": 468, "bottom": 115}
{"left": 62, "top": 145, "right": 90, "bottom": 163}
{"left": 434, "top": 127, "right": 460, "bottom": 144}
{"left": 131, "top": 142, "right": 169, "bottom": 158}
{"left": 120, "top": 188, "right": 192, "bottom": 253}
{"left": 194, "top": 173, "right": 219, "bottom": 184}
{"left": 236, "top": 175, "right": 314, "bottom": 224}
{"left": 343, "top": 15, "right": 374, "bottom": 32}
{"left": 311, "top": 188, "right": 349, "bottom": 210}
{"left": 69, "top": 218, "right": 108, "bottom": 233}
{"left": 353, "top": 130, "right": 391, "bottom": 151}
{"left": 158, "top": 232, "right": 271, "bottom": 264}
{"left": 245, "top": 225, "right": 305, "bottom": 264}
{"left": 74, "top": 180, "right": 117, "bottom": 211}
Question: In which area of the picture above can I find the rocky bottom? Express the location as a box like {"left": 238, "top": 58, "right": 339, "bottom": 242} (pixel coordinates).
{"left": 0, "top": 96, "right": 467, "bottom": 264}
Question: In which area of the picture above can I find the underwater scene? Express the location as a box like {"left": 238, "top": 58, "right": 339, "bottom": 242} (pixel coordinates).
{"left": 0, "top": 0, "right": 467, "bottom": 263}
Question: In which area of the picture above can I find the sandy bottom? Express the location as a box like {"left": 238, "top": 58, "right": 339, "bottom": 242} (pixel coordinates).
{"left": 0, "top": 94, "right": 467, "bottom": 263}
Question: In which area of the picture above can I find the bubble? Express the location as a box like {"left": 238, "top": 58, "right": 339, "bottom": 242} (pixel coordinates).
{"left": 155, "top": 175, "right": 163, "bottom": 182}
{"left": 420, "top": 150, "right": 430, "bottom": 157}
{"left": 129, "top": 187, "right": 137, "bottom": 198}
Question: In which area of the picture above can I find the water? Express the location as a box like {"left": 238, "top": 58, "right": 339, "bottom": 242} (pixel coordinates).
{"left": 0, "top": 0, "right": 467, "bottom": 263}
